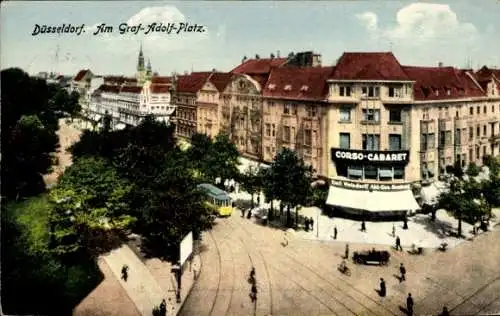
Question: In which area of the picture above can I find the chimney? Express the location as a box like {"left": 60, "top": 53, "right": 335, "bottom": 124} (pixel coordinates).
{"left": 270, "top": 53, "right": 275, "bottom": 59}
{"left": 255, "top": 54, "right": 260, "bottom": 59}
{"left": 242, "top": 56, "right": 248, "bottom": 64}
{"left": 438, "top": 62, "right": 444, "bottom": 68}
{"left": 277, "top": 50, "right": 281, "bottom": 58}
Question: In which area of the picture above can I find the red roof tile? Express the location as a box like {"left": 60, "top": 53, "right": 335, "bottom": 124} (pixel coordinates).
{"left": 231, "top": 58, "right": 287, "bottom": 75}
{"left": 476, "top": 66, "right": 500, "bottom": 80}
{"left": 331, "top": 52, "right": 410, "bottom": 81}
{"left": 97, "top": 84, "right": 120, "bottom": 93}
{"left": 120, "top": 86, "right": 143, "bottom": 94}
{"left": 209, "top": 72, "right": 233, "bottom": 92}
{"left": 74, "top": 69, "right": 90, "bottom": 81}
{"left": 151, "top": 76, "right": 172, "bottom": 84}
{"left": 402, "top": 66, "right": 485, "bottom": 101}
{"left": 150, "top": 84, "right": 170, "bottom": 94}
{"left": 176, "top": 72, "right": 212, "bottom": 93}
{"left": 264, "top": 67, "right": 335, "bottom": 101}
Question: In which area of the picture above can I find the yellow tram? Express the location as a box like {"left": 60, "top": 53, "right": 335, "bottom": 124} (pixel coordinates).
{"left": 197, "top": 183, "right": 233, "bottom": 217}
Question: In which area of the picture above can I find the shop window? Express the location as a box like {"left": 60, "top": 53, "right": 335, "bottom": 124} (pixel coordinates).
{"left": 394, "top": 167, "right": 405, "bottom": 179}
{"left": 364, "top": 165, "right": 377, "bottom": 179}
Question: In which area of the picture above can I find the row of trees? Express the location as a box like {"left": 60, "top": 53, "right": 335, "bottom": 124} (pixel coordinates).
{"left": 1, "top": 68, "right": 87, "bottom": 315}
{"left": 437, "top": 157, "right": 500, "bottom": 236}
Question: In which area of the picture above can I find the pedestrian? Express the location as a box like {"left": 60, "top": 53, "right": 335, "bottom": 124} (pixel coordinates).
{"left": 121, "top": 264, "right": 129, "bottom": 282}
{"left": 406, "top": 293, "right": 414, "bottom": 315}
{"left": 392, "top": 224, "right": 395, "bottom": 237}
{"left": 250, "top": 283, "right": 258, "bottom": 302}
{"left": 310, "top": 217, "right": 314, "bottom": 230}
{"left": 283, "top": 232, "right": 289, "bottom": 247}
{"left": 333, "top": 226, "right": 338, "bottom": 240}
{"left": 241, "top": 207, "right": 245, "bottom": 217}
{"left": 159, "top": 299, "right": 166, "bottom": 316}
{"left": 247, "top": 208, "right": 252, "bottom": 219}
{"left": 305, "top": 218, "right": 310, "bottom": 231}
{"left": 379, "top": 278, "right": 386, "bottom": 297}
{"left": 345, "top": 243, "right": 349, "bottom": 259}
{"left": 400, "top": 263, "right": 406, "bottom": 282}
{"left": 395, "top": 235, "right": 402, "bottom": 251}
{"left": 403, "top": 215, "right": 409, "bottom": 230}
{"left": 361, "top": 220, "right": 366, "bottom": 232}
{"left": 439, "top": 306, "right": 450, "bottom": 316}
{"left": 249, "top": 266, "right": 256, "bottom": 283}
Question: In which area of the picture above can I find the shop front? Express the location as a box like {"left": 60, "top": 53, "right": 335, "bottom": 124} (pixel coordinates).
{"left": 327, "top": 148, "right": 420, "bottom": 218}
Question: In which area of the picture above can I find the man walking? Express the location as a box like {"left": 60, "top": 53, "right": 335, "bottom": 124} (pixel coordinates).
{"left": 121, "top": 264, "right": 129, "bottom": 282}
{"left": 392, "top": 224, "right": 396, "bottom": 237}
{"left": 406, "top": 293, "right": 414, "bottom": 315}
{"left": 361, "top": 220, "right": 366, "bottom": 232}
{"left": 400, "top": 263, "right": 406, "bottom": 282}
{"left": 379, "top": 278, "right": 386, "bottom": 297}
{"left": 395, "top": 235, "right": 403, "bottom": 251}
{"left": 333, "top": 226, "right": 338, "bottom": 240}
{"left": 345, "top": 243, "right": 350, "bottom": 259}
{"left": 250, "top": 283, "right": 258, "bottom": 302}
{"left": 159, "top": 299, "right": 167, "bottom": 316}
{"left": 310, "top": 217, "right": 314, "bottom": 230}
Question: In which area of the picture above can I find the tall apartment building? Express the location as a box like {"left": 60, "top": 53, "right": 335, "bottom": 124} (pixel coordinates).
{"left": 175, "top": 51, "right": 499, "bottom": 217}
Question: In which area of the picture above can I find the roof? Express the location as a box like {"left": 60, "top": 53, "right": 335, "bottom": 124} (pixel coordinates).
{"left": 476, "top": 66, "right": 500, "bottom": 80}
{"left": 176, "top": 72, "right": 212, "bottom": 93}
{"left": 150, "top": 84, "right": 170, "bottom": 94}
{"left": 330, "top": 52, "right": 410, "bottom": 81}
{"left": 120, "top": 86, "right": 143, "bottom": 93}
{"left": 208, "top": 72, "right": 233, "bottom": 92}
{"left": 231, "top": 57, "right": 287, "bottom": 75}
{"left": 264, "top": 67, "right": 335, "bottom": 101}
{"left": 74, "top": 69, "right": 90, "bottom": 81}
{"left": 151, "top": 76, "right": 172, "bottom": 84}
{"left": 197, "top": 183, "right": 231, "bottom": 201}
{"left": 402, "top": 66, "right": 484, "bottom": 101}
{"left": 104, "top": 76, "right": 137, "bottom": 84}
{"left": 97, "top": 84, "right": 120, "bottom": 93}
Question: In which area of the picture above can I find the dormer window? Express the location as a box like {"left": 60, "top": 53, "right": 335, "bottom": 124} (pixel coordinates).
{"left": 446, "top": 89, "right": 451, "bottom": 96}
{"left": 284, "top": 84, "right": 292, "bottom": 91}
{"left": 300, "top": 85, "right": 309, "bottom": 92}
{"left": 268, "top": 84, "right": 276, "bottom": 90}
{"left": 434, "top": 89, "right": 439, "bottom": 96}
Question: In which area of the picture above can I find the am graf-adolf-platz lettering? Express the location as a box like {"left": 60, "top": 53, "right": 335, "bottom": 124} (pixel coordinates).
{"left": 32, "top": 22, "right": 206, "bottom": 36}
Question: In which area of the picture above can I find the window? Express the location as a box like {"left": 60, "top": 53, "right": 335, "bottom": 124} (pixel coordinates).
{"left": 362, "top": 109, "right": 380, "bottom": 122}
{"left": 364, "top": 165, "right": 377, "bottom": 179}
{"left": 394, "top": 167, "right": 405, "bottom": 179}
{"left": 272, "top": 124, "right": 276, "bottom": 137}
{"left": 428, "top": 133, "right": 435, "bottom": 149}
{"left": 339, "top": 86, "right": 351, "bottom": 97}
{"left": 421, "top": 134, "right": 428, "bottom": 151}
{"left": 304, "top": 129, "right": 312, "bottom": 146}
{"left": 484, "top": 106, "right": 487, "bottom": 114}
{"left": 265, "top": 123, "right": 271, "bottom": 137}
{"left": 361, "top": 86, "right": 380, "bottom": 97}
{"left": 493, "top": 105, "right": 495, "bottom": 113}
{"left": 445, "top": 131, "right": 452, "bottom": 145}
{"left": 339, "top": 107, "right": 351, "bottom": 121}
{"left": 283, "top": 126, "right": 291, "bottom": 142}
{"left": 362, "top": 134, "right": 380, "bottom": 150}
{"left": 439, "top": 131, "right": 445, "bottom": 147}
{"left": 483, "top": 125, "right": 487, "bottom": 136}
{"left": 455, "top": 128, "right": 461, "bottom": 145}
{"left": 470, "top": 107, "right": 474, "bottom": 115}
{"left": 477, "top": 126, "right": 480, "bottom": 137}
{"left": 388, "top": 87, "right": 395, "bottom": 97}
{"left": 307, "top": 106, "right": 317, "bottom": 117}
{"left": 292, "top": 127, "right": 296, "bottom": 140}
{"left": 476, "top": 147, "right": 480, "bottom": 159}
{"left": 483, "top": 146, "right": 487, "bottom": 156}
{"left": 477, "top": 107, "right": 480, "bottom": 114}
{"left": 284, "top": 104, "right": 291, "bottom": 114}
{"left": 389, "top": 134, "right": 402, "bottom": 150}
{"left": 389, "top": 109, "right": 402, "bottom": 122}
{"left": 339, "top": 133, "right": 350, "bottom": 149}
{"left": 469, "top": 127, "right": 474, "bottom": 140}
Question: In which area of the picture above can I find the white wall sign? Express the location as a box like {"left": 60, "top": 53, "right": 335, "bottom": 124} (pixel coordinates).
{"left": 180, "top": 231, "right": 193, "bottom": 266}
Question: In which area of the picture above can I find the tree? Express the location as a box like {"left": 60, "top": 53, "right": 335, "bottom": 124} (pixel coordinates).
{"left": 466, "top": 162, "right": 481, "bottom": 177}
{"left": 186, "top": 133, "right": 213, "bottom": 178}
{"left": 204, "top": 133, "right": 240, "bottom": 185}
{"left": 269, "top": 148, "right": 313, "bottom": 227}
{"left": 240, "top": 165, "right": 263, "bottom": 209}
{"left": 262, "top": 167, "right": 279, "bottom": 220}
{"left": 134, "top": 150, "right": 214, "bottom": 261}
{"left": 49, "top": 157, "right": 136, "bottom": 258}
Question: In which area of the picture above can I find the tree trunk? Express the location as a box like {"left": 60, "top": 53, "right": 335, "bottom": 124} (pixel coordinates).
{"left": 295, "top": 207, "right": 299, "bottom": 228}
{"left": 269, "top": 200, "right": 274, "bottom": 221}
{"left": 250, "top": 193, "right": 254, "bottom": 209}
{"left": 458, "top": 216, "right": 462, "bottom": 237}
{"left": 286, "top": 204, "right": 291, "bottom": 227}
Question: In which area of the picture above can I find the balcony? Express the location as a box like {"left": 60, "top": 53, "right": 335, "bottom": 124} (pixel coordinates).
{"left": 438, "top": 118, "right": 453, "bottom": 131}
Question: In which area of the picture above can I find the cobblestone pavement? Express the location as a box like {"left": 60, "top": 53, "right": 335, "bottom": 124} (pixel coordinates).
{"left": 180, "top": 212, "right": 500, "bottom": 316}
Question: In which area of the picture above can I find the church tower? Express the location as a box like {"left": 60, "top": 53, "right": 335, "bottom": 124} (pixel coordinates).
{"left": 146, "top": 58, "right": 153, "bottom": 81}
{"left": 137, "top": 43, "right": 146, "bottom": 84}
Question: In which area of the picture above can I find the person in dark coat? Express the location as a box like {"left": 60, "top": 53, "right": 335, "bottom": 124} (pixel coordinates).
{"left": 361, "top": 220, "right": 366, "bottom": 232}
{"left": 406, "top": 293, "right": 414, "bottom": 315}
{"left": 379, "top": 278, "right": 386, "bottom": 297}
{"left": 345, "top": 243, "right": 349, "bottom": 259}
{"left": 310, "top": 217, "right": 314, "bottom": 230}
{"left": 439, "top": 306, "right": 450, "bottom": 316}
{"left": 333, "top": 226, "right": 338, "bottom": 240}
{"left": 396, "top": 235, "right": 403, "bottom": 251}
{"left": 159, "top": 299, "right": 166, "bottom": 316}
{"left": 305, "top": 218, "right": 310, "bottom": 231}
{"left": 400, "top": 263, "right": 406, "bottom": 282}
{"left": 121, "top": 264, "right": 129, "bottom": 282}
{"left": 250, "top": 283, "right": 258, "bottom": 302}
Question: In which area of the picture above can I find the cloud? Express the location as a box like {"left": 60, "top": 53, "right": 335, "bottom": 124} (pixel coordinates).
{"left": 356, "top": 3, "right": 478, "bottom": 46}
{"left": 96, "top": 6, "right": 211, "bottom": 55}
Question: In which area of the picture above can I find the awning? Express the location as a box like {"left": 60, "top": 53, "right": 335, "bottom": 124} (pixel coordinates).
{"left": 326, "top": 185, "right": 420, "bottom": 212}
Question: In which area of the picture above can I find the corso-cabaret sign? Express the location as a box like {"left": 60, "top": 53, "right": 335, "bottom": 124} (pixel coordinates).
{"left": 331, "top": 148, "right": 409, "bottom": 164}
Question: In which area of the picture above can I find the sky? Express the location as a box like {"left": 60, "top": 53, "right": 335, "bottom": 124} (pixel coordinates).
{"left": 1, "top": 1, "right": 499, "bottom": 77}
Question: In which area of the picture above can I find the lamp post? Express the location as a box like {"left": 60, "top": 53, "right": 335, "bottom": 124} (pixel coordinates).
{"left": 316, "top": 207, "right": 319, "bottom": 238}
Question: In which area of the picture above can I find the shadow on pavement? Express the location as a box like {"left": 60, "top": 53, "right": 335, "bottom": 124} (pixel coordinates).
{"left": 411, "top": 216, "right": 452, "bottom": 239}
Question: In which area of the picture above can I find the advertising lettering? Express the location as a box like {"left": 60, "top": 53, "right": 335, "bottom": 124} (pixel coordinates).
{"left": 331, "top": 179, "right": 410, "bottom": 191}
{"left": 332, "top": 148, "right": 409, "bottom": 164}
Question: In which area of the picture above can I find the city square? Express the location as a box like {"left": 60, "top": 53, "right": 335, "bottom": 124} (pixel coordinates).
{"left": 2, "top": 1, "right": 500, "bottom": 316}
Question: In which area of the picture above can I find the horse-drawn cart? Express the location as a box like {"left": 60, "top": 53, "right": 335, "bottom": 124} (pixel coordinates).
{"left": 352, "top": 249, "right": 390, "bottom": 266}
